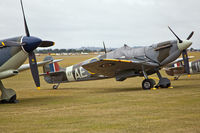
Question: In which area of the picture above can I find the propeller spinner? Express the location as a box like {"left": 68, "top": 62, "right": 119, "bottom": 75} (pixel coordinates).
{"left": 168, "top": 26, "right": 193, "bottom": 74}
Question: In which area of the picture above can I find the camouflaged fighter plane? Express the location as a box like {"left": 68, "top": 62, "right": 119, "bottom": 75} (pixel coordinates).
{"left": 41, "top": 27, "right": 193, "bottom": 90}
{"left": 165, "top": 56, "right": 200, "bottom": 80}
{"left": 0, "top": 0, "right": 54, "bottom": 103}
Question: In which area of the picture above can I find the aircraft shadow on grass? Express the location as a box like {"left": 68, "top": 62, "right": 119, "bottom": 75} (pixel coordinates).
{"left": 173, "top": 83, "right": 200, "bottom": 89}
{"left": 54, "top": 86, "right": 142, "bottom": 93}
{"left": 94, "top": 87, "right": 142, "bottom": 93}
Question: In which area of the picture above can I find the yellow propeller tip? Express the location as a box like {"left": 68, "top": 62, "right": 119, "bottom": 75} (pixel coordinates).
{"left": 2, "top": 42, "right": 5, "bottom": 46}
{"left": 37, "top": 87, "right": 40, "bottom": 90}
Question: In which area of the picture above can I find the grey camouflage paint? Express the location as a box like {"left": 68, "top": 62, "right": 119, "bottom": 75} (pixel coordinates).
{"left": 43, "top": 39, "right": 183, "bottom": 84}
{"left": 0, "top": 36, "right": 28, "bottom": 78}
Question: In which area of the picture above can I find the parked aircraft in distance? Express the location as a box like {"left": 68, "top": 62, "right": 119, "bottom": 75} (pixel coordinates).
{"left": 0, "top": 0, "right": 54, "bottom": 103}
{"left": 41, "top": 27, "right": 193, "bottom": 90}
{"left": 165, "top": 56, "right": 200, "bottom": 80}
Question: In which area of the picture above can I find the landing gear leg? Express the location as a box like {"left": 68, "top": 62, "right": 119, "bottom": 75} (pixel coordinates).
{"left": 0, "top": 81, "right": 18, "bottom": 104}
{"left": 141, "top": 66, "right": 156, "bottom": 90}
{"left": 53, "top": 83, "right": 60, "bottom": 89}
{"left": 156, "top": 71, "right": 171, "bottom": 88}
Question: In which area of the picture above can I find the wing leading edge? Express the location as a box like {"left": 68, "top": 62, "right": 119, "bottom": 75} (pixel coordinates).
{"left": 82, "top": 59, "right": 159, "bottom": 77}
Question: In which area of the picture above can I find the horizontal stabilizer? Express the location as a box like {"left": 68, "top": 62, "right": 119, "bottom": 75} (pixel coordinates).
{"left": 40, "top": 71, "right": 65, "bottom": 76}
{"left": 18, "top": 59, "right": 63, "bottom": 72}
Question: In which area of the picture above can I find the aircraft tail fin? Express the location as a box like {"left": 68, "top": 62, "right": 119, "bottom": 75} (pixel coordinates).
{"left": 43, "top": 56, "right": 62, "bottom": 73}
{"left": 41, "top": 56, "right": 65, "bottom": 84}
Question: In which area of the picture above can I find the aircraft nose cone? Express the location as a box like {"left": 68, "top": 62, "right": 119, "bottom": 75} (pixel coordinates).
{"left": 22, "top": 36, "right": 42, "bottom": 53}
{"left": 178, "top": 40, "right": 192, "bottom": 51}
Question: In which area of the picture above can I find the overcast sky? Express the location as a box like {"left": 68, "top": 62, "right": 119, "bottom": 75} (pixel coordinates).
{"left": 0, "top": 0, "right": 200, "bottom": 49}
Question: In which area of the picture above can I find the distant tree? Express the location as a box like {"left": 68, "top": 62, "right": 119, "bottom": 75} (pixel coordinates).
{"left": 190, "top": 48, "right": 194, "bottom": 52}
{"left": 36, "top": 48, "right": 102, "bottom": 54}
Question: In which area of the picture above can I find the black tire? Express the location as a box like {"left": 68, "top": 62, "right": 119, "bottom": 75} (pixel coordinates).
{"left": 160, "top": 83, "right": 171, "bottom": 88}
{"left": 0, "top": 95, "right": 18, "bottom": 104}
{"left": 149, "top": 79, "right": 156, "bottom": 86}
{"left": 142, "top": 79, "right": 155, "bottom": 90}
{"left": 53, "top": 85, "right": 58, "bottom": 89}
{"left": 158, "top": 78, "right": 171, "bottom": 88}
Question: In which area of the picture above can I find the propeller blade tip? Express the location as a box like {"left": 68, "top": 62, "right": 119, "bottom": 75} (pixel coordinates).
{"left": 2, "top": 42, "right": 5, "bottom": 46}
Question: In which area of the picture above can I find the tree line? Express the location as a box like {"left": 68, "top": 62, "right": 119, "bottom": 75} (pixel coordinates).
{"left": 35, "top": 48, "right": 106, "bottom": 54}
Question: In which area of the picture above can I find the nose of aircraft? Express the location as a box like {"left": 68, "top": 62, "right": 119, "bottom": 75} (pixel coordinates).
{"left": 22, "top": 36, "right": 42, "bottom": 53}
{"left": 178, "top": 40, "right": 192, "bottom": 51}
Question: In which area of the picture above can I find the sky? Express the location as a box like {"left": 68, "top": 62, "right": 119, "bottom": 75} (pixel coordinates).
{"left": 0, "top": 0, "right": 200, "bottom": 49}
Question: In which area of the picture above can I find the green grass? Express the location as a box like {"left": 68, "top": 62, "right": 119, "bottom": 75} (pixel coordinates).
{"left": 0, "top": 53, "right": 200, "bottom": 133}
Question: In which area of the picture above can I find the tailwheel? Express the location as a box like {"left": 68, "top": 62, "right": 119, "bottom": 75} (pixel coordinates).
{"left": 52, "top": 83, "right": 60, "bottom": 89}
{"left": 53, "top": 85, "right": 58, "bottom": 89}
{"left": 174, "top": 77, "right": 178, "bottom": 80}
{"left": 142, "top": 79, "right": 156, "bottom": 90}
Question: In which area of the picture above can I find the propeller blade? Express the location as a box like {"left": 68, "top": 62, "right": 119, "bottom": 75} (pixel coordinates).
{"left": 182, "top": 50, "right": 190, "bottom": 74}
{"left": 168, "top": 26, "right": 182, "bottom": 43}
{"left": 103, "top": 41, "right": 107, "bottom": 54}
{"left": 39, "top": 41, "right": 55, "bottom": 47}
{"left": 28, "top": 52, "right": 40, "bottom": 90}
{"left": 20, "top": 0, "right": 30, "bottom": 37}
{"left": 187, "top": 31, "right": 194, "bottom": 40}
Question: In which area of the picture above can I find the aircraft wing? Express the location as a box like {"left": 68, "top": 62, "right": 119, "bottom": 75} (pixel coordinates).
{"left": 82, "top": 59, "right": 158, "bottom": 77}
{"left": 18, "top": 59, "right": 63, "bottom": 72}
{"left": 39, "top": 71, "right": 65, "bottom": 76}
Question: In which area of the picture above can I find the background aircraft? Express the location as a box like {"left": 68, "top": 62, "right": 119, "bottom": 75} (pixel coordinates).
{"left": 165, "top": 57, "right": 200, "bottom": 80}
{"left": 41, "top": 27, "right": 193, "bottom": 90}
{"left": 0, "top": 0, "right": 54, "bottom": 103}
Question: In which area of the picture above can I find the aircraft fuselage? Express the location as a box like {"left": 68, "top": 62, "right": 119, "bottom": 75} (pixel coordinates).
{"left": 0, "top": 36, "right": 28, "bottom": 79}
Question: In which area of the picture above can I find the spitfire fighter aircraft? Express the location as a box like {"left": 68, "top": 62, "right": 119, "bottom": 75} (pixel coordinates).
{"left": 0, "top": 0, "right": 54, "bottom": 103}
{"left": 41, "top": 27, "right": 193, "bottom": 90}
{"left": 165, "top": 56, "right": 200, "bottom": 80}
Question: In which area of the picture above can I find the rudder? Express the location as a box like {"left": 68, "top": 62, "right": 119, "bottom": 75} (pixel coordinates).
{"left": 43, "top": 56, "right": 61, "bottom": 73}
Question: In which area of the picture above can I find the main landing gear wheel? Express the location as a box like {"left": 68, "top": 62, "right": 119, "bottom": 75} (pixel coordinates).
{"left": 0, "top": 88, "right": 18, "bottom": 104}
{"left": 0, "top": 81, "right": 18, "bottom": 104}
{"left": 0, "top": 94, "right": 18, "bottom": 104}
{"left": 142, "top": 79, "right": 156, "bottom": 90}
{"left": 156, "top": 78, "right": 171, "bottom": 88}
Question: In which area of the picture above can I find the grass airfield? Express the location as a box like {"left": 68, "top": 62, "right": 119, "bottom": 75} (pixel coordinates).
{"left": 0, "top": 53, "right": 200, "bottom": 133}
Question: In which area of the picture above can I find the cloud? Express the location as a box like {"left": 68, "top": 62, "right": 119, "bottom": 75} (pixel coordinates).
{"left": 0, "top": 0, "right": 200, "bottom": 49}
